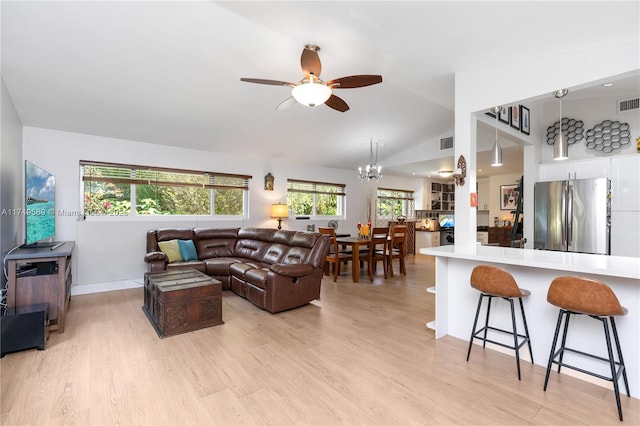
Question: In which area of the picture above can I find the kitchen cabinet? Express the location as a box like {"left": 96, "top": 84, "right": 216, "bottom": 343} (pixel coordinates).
{"left": 476, "top": 232, "right": 489, "bottom": 245}
{"left": 416, "top": 231, "right": 440, "bottom": 250}
{"left": 477, "top": 178, "right": 490, "bottom": 211}
{"left": 538, "top": 157, "right": 610, "bottom": 182}
{"left": 610, "top": 155, "right": 640, "bottom": 211}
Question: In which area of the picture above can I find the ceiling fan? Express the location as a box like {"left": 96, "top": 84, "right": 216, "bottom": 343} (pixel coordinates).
{"left": 240, "top": 44, "right": 382, "bottom": 112}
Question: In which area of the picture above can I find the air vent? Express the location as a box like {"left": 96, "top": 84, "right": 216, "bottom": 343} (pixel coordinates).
{"left": 617, "top": 97, "right": 639, "bottom": 114}
{"left": 440, "top": 136, "right": 454, "bottom": 150}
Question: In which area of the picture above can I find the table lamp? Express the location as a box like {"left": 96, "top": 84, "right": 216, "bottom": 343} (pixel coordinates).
{"left": 271, "top": 203, "right": 289, "bottom": 230}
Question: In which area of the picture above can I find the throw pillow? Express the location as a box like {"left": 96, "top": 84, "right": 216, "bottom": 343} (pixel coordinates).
{"left": 178, "top": 239, "right": 198, "bottom": 261}
{"left": 158, "top": 239, "right": 183, "bottom": 263}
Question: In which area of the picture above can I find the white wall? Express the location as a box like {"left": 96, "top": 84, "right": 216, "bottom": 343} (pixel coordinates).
{"left": 0, "top": 78, "right": 24, "bottom": 289}
{"left": 22, "top": 126, "right": 414, "bottom": 289}
{"left": 540, "top": 95, "right": 639, "bottom": 163}
{"left": 454, "top": 39, "right": 639, "bottom": 249}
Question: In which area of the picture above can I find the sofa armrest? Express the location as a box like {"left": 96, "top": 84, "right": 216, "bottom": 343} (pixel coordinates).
{"left": 145, "top": 251, "right": 167, "bottom": 263}
{"left": 269, "top": 263, "right": 314, "bottom": 278}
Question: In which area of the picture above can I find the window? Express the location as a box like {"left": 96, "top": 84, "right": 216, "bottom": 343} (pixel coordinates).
{"left": 287, "top": 179, "right": 345, "bottom": 218}
{"left": 376, "top": 188, "right": 415, "bottom": 220}
{"left": 81, "top": 161, "right": 251, "bottom": 217}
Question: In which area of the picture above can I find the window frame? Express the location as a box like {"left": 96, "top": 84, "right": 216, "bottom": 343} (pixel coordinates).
{"left": 286, "top": 178, "right": 346, "bottom": 219}
{"left": 376, "top": 187, "right": 415, "bottom": 220}
{"left": 80, "top": 160, "right": 251, "bottom": 219}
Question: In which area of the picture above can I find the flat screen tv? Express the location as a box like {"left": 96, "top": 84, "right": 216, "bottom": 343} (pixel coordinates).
{"left": 23, "top": 160, "right": 56, "bottom": 247}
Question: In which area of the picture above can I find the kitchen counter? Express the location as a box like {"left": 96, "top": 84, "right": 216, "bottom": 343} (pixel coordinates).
{"left": 423, "top": 245, "right": 640, "bottom": 279}
{"left": 420, "top": 245, "right": 640, "bottom": 397}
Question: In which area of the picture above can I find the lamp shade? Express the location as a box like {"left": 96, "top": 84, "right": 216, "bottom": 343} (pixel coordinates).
{"left": 491, "top": 140, "right": 503, "bottom": 166}
{"left": 291, "top": 78, "right": 332, "bottom": 107}
{"left": 553, "top": 133, "right": 569, "bottom": 160}
{"left": 271, "top": 203, "right": 289, "bottom": 218}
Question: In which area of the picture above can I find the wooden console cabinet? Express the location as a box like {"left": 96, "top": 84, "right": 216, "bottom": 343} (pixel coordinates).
{"left": 488, "top": 226, "right": 513, "bottom": 247}
{"left": 5, "top": 242, "right": 74, "bottom": 333}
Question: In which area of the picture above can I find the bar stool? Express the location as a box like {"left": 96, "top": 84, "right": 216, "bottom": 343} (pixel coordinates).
{"left": 544, "top": 276, "right": 630, "bottom": 421}
{"left": 466, "top": 265, "right": 533, "bottom": 380}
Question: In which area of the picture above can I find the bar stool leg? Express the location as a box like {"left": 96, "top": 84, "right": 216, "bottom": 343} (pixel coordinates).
{"left": 482, "top": 296, "right": 492, "bottom": 348}
{"left": 557, "top": 311, "right": 571, "bottom": 374}
{"left": 610, "top": 317, "right": 630, "bottom": 398}
{"left": 519, "top": 298, "right": 534, "bottom": 363}
{"left": 509, "top": 298, "right": 522, "bottom": 380}
{"left": 466, "top": 294, "right": 484, "bottom": 361}
{"left": 544, "top": 309, "right": 564, "bottom": 391}
{"left": 603, "top": 317, "right": 624, "bottom": 421}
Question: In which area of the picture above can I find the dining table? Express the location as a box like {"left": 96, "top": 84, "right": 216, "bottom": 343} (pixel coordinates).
{"left": 335, "top": 236, "right": 370, "bottom": 283}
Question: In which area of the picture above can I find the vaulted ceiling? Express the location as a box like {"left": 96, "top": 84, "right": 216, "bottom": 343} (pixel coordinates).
{"left": 2, "top": 1, "right": 638, "bottom": 178}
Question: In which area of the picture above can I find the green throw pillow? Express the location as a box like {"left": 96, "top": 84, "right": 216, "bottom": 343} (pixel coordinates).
{"left": 178, "top": 239, "right": 198, "bottom": 261}
{"left": 158, "top": 239, "right": 183, "bottom": 263}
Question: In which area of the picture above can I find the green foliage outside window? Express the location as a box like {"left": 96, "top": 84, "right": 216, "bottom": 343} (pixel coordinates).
{"left": 287, "top": 180, "right": 344, "bottom": 217}
{"left": 377, "top": 188, "right": 414, "bottom": 219}
{"left": 82, "top": 162, "right": 249, "bottom": 217}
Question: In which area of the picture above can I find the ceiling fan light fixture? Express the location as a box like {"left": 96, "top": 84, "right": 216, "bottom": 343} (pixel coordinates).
{"left": 291, "top": 76, "right": 332, "bottom": 107}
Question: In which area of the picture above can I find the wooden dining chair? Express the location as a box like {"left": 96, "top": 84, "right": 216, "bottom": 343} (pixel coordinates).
{"left": 363, "top": 227, "right": 389, "bottom": 281}
{"left": 387, "top": 225, "right": 408, "bottom": 277}
{"left": 318, "top": 227, "right": 353, "bottom": 282}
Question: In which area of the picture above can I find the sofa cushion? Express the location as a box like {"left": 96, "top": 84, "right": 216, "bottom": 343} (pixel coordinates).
{"left": 158, "top": 240, "right": 183, "bottom": 263}
{"left": 244, "top": 267, "right": 270, "bottom": 289}
{"left": 166, "top": 260, "right": 206, "bottom": 273}
{"left": 194, "top": 228, "right": 239, "bottom": 259}
{"left": 234, "top": 238, "right": 271, "bottom": 262}
{"left": 204, "top": 257, "right": 242, "bottom": 276}
{"left": 178, "top": 239, "right": 198, "bottom": 261}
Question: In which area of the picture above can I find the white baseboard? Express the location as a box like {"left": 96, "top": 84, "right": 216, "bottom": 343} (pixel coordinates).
{"left": 70, "top": 279, "right": 143, "bottom": 296}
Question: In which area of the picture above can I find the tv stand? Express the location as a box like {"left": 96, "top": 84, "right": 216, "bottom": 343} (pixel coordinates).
{"left": 5, "top": 241, "right": 74, "bottom": 333}
{"left": 20, "top": 240, "right": 58, "bottom": 249}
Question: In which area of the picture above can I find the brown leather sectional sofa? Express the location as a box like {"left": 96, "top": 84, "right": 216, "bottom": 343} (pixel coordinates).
{"left": 145, "top": 227, "right": 330, "bottom": 313}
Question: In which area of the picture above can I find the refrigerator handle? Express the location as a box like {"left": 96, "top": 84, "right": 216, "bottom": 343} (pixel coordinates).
{"left": 567, "top": 184, "right": 573, "bottom": 248}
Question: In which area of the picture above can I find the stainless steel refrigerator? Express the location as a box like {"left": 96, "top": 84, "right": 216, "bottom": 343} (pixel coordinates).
{"left": 534, "top": 178, "right": 610, "bottom": 255}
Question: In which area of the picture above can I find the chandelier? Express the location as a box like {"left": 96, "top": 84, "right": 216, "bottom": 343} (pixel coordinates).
{"left": 358, "top": 139, "right": 383, "bottom": 181}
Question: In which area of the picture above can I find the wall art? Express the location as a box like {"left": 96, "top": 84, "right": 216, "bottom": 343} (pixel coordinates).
{"left": 585, "top": 120, "right": 630, "bottom": 153}
{"left": 546, "top": 118, "right": 584, "bottom": 145}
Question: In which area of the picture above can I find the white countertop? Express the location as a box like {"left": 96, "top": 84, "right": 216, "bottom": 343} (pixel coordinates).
{"left": 420, "top": 245, "right": 640, "bottom": 280}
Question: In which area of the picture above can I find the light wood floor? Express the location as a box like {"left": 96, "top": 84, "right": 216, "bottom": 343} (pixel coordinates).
{"left": 1, "top": 255, "right": 638, "bottom": 425}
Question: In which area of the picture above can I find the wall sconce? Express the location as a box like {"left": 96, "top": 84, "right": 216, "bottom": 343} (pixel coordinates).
{"left": 271, "top": 203, "right": 289, "bottom": 230}
{"left": 453, "top": 155, "right": 466, "bottom": 186}
{"left": 264, "top": 173, "right": 274, "bottom": 191}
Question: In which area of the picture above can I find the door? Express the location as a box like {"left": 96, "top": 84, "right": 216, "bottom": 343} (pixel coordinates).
{"left": 568, "top": 178, "right": 610, "bottom": 255}
{"left": 534, "top": 181, "right": 567, "bottom": 251}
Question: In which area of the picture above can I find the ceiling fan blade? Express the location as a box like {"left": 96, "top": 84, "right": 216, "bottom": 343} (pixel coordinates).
{"left": 240, "top": 78, "right": 295, "bottom": 87}
{"left": 301, "top": 46, "right": 322, "bottom": 77}
{"left": 275, "top": 96, "right": 296, "bottom": 111}
{"left": 325, "top": 94, "right": 349, "bottom": 112}
{"left": 327, "top": 75, "right": 383, "bottom": 89}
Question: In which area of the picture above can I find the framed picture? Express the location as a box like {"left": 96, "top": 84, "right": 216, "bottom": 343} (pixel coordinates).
{"left": 520, "top": 105, "right": 530, "bottom": 135}
{"left": 500, "top": 184, "right": 519, "bottom": 210}
{"left": 485, "top": 111, "right": 496, "bottom": 119}
{"left": 499, "top": 106, "right": 510, "bottom": 124}
{"left": 510, "top": 105, "right": 520, "bottom": 130}
{"left": 416, "top": 210, "right": 423, "bottom": 220}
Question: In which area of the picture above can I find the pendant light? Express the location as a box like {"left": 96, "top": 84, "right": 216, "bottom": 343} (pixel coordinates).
{"left": 553, "top": 89, "right": 569, "bottom": 161}
{"left": 490, "top": 106, "right": 503, "bottom": 167}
